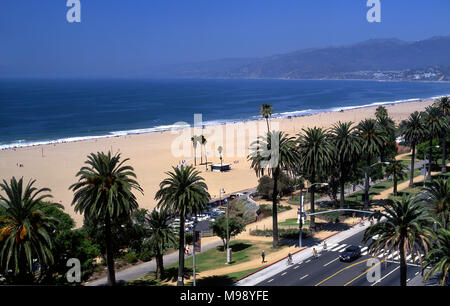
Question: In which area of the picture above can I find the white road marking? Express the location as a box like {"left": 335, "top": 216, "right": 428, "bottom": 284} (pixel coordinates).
{"left": 407, "top": 278, "right": 411, "bottom": 282}
{"left": 305, "top": 259, "right": 311, "bottom": 263}
{"left": 281, "top": 272, "right": 287, "bottom": 276}
{"left": 371, "top": 266, "right": 400, "bottom": 286}
{"left": 415, "top": 272, "right": 419, "bottom": 276}
{"left": 324, "top": 258, "right": 340, "bottom": 267}
{"left": 362, "top": 251, "right": 368, "bottom": 256}
{"left": 331, "top": 244, "right": 348, "bottom": 252}
{"left": 299, "top": 274, "right": 309, "bottom": 280}
{"left": 361, "top": 247, "right": 368, "bottom": 252}
{"left": 293, "top": 266, "right": 299, "bottom": 269}
{"left": 267, "top": 279, "right": 273, "bottom": 283}
{"left": 327, "top": 244, "right": 340, "bottom": 251}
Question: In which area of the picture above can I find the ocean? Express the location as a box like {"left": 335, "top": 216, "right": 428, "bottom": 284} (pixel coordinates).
{"left": 1, "top": 78, "right": 450, "bottom": 149}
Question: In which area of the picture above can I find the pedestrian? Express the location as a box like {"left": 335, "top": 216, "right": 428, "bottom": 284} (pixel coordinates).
{"left": 323, "top": 241, "right": 327, "bottom": 252}
{"left": 313, "top": 247, "right": 318, "bottom": 259}
{"left": 287, "top": 253, "right": 293, "bottom": 265}
{"left": 261, "top": 250, "right": 265, "bottom": 263}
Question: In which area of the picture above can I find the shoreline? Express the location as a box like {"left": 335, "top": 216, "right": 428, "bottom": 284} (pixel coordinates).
{"left": 0, "top": 98, "right": 437, "bottom": 227}
{"left": 0, "top": 93, "right": 446, "bottom": 151}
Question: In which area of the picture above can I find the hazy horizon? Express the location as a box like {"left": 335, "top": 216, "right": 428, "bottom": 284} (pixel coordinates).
{"left": 1, "top": 1, "right": 450, "bottom": 78}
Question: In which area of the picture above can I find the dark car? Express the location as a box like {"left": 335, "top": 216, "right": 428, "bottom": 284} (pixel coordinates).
{"left": 339, "top": 246, "right": 361, "bottom": 262}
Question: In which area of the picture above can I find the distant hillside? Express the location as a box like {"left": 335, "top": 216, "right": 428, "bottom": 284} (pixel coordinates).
{"left": 150, "top": 36, "right": 450, "bottom": 81}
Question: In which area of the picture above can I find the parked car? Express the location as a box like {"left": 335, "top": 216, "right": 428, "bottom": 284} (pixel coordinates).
{"left": 339, "top": 246, "right": 361, "bottom": 262}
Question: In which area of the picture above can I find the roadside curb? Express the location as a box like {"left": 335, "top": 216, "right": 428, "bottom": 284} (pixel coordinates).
{"left": 234, "top": 218, "right": 367, "bottom": 283}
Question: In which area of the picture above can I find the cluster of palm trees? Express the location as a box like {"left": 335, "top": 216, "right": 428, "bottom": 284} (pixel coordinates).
{"left": 248, "top": 100, "right": 450, "bottom": 285}
{"left": 0, "top": 152, "right": 211, "bottom": 287}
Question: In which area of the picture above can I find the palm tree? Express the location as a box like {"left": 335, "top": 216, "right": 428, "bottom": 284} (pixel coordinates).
{"left": 329, "top": 121, "right": 360, "bottom": 212}
{"left": 376, "top": 111, "right": 397, "bottom": 162}
{"left": 422, "top": 178, "right": 450, "bottom": 229}
{"left": 297, "top": 127, "right": 333, "bottom": 230}
{"left": 356, "top": 119, "right": 386, "bottom": 209}
{"left": 435, "top": 96, "right": 450, "bottom": 173}
{"left": 146, "top": 209, "right": 177, "bottom": 280}
{"left": 69, "top": 151, "right": 143, "bottom": 286}
{"left": 422, "top": 227, "right": 450, "bottom": 286}
{"left": 200, "top": 135, "right": 207, "bottom": 166}
{"left": 260, "top": 104, "right": 273, "bottom": 133}
{"left": 363, "top": 195, "right": 433, "bottom": 286}
{"left": 399, "top": 111, "right": 427, "bottom": 187}
{"left": 191, "top": 136, "right": 198, "bottom": 166}
{"left": 385, "top": 160, "right": 408, "bottom": 196}
{"left": 423, "top": 106, "right": 448, "bottom": 179}
{"left": 0, "top": 177, "right": 57, "bottom": 284}
{"left": 154, "top": 165, "right": 210, "bottom": 286}
{"left": 248, "top": 131, "right": 300, "bottom": 246}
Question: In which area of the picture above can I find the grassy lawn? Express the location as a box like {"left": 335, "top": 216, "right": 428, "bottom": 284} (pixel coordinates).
{"left": 126, "top": 240, "right": 279, "bottom": 286}
{"left": 278, "top": 218, "right": 310, "bottom": 227}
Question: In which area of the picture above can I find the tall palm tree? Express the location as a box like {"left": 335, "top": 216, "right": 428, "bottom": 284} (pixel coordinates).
{"left": 385, "top": 160, "right": 408, "bottom": 196}
{"left": 0, "top": 177, "right": 57, "bottom": 284}
{"left": 296, "top": 127, "right": 333, "bottom": 230}
{"left": 191, "top": 135, "right": 198, "bottom": 166}
{"left": 154, "top": 165, "right": 210, "bottom": 286}
{"left": 260, "top": 104, "right": 273, "bottom": 133}
{"left": 399, "top": 111, "right": 427, "bottom": 187}
{"left": 248, "top": 131, "right": 300, "bottom": 246}
{"left": 436, "top": 96, "right": 450, "bottom": 173}
{"left": 69, "top": 151, "right": 143, "bottom": 286}
{"left": 422, "top": 178, "right": 450, "bottom": 229}
{"left": 200, "top": 135, "right": 207, "bottom": 166}
{"left": 356, "top": 119, "right": 387, "bottom": 209}
{"left": 422, "top": 227, "right": 450, "bottom": 286}
{"left": 329, "top": 121, "right": 360, "bottom": 212}
{"left": 146, "top": 209, "right": 177, "bottom": 280}
{"left": 423, "top": 106, "right": 448, "bottom": 179}
{"left": 217, "top": 146, "right": 223, "bottom": 166}
{"left": 376, "top": 112, "right": 397, "bottom": 162}
{"left": 363, "top": 195, "right": 433, "bottom": 286}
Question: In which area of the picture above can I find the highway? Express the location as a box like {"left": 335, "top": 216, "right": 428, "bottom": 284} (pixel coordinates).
{"left": 255, "top": 230, "right": 423, "bottom": 286}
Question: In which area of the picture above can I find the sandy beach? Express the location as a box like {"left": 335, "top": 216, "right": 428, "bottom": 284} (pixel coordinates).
{"left": 0, "top": 99, "right": 435, "bottom": 227}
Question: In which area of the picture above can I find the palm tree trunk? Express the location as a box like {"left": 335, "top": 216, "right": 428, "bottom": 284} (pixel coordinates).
{"left": 104, "top": 215, "right": 116, "bottom": 286}
{"left": 393, "top": 176, "right": 398, "bottom": 196}
{"left": 364, "top": 164, "right": 370, "bottom": 210}
{"left": 399, "top": 240, "right": 407, "bottom": 286}
{"left": 339, "top": 177, "right": 345, "bottom": 214}
{"left": 156, "top": 251, "right": 164, "bottom": 280}
{"left": 177, "top": 215, "right": 185, "bottom": 286}
{"left": 194, "top": 147, "right": 197, "bottom": 166}
{"left": 428, "top": 141, "right": 433, "bottom": 179}
{"left": 272, "top": 169, "right": 279, "bottom": 248}
{"left": 266, "top": 118, "right": 270, "bottom": 134}
{"left": 310, "top": 184, "right": 316, "bottom": 231}
{"left": 409, "top": 143, "right": 415, "bottom": 188}
{"left": 442, "top": 137, "right": 447, "bottom": 173}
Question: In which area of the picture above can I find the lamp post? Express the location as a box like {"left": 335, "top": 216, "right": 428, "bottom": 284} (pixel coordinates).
{"left": 298, "top": 182, "right": 328, "bottom": 248}
{"left": 221, "top": 188, "right": 232, "bottom": 264}
{"left": 363, "top": 161, "right": 390, "bottom": 208}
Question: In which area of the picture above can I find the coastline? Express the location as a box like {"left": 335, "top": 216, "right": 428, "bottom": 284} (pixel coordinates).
{"left": 0, "top": 98, "right": 437, "bottom": 227}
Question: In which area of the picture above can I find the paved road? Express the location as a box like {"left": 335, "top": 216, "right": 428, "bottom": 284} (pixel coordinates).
{"left": 255, "top": 230, "right": 422, "bottom": 286}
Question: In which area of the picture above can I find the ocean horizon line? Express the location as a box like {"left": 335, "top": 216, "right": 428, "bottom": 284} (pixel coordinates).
{"left": 1, "top": 93, "right": 447, "bottom": 151}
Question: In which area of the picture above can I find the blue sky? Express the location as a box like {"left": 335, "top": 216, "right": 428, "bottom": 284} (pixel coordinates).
{"left": 1, "top": 0, "right": 450, "bottom": 77}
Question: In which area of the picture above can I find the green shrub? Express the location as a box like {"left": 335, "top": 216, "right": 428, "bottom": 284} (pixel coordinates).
{"left": 124, "top": 252, "right": 138, "bottom": 264}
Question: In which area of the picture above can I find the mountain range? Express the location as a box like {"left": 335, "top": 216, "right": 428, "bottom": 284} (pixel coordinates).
{"left": 149, "top": 36, "right": 450, "bottom": 81}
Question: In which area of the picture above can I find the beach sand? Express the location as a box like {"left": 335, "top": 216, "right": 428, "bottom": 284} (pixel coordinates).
{"left": 0, "top": 99, "right": 435, "bottom": 227}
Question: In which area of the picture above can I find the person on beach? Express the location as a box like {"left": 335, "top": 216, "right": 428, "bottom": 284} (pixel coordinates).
{"left": 261, "top": 250, "right": 265, "bottom": 263}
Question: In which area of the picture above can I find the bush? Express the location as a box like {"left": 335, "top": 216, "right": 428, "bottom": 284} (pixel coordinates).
{"left": 257, "top": 204, "right": 292, "bottom": 218}
{"left": 257, "top": 173, "right": 296, "bottom": 200}
{"left": 250, "top": 228, "right": 309, "bottom": 239}
{"left": 124, "top": 252, "right": 138, "bottom": 264}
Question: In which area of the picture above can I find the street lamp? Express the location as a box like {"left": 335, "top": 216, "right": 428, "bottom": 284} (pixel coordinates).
{"left": 363, "top": 161, "right": 390, "bottom": 208}
{"left": 192, "top": 215, "right": 198, "bottom": 286}
{"left": 298, "top": 182, "right": 328, "bottom": 248}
